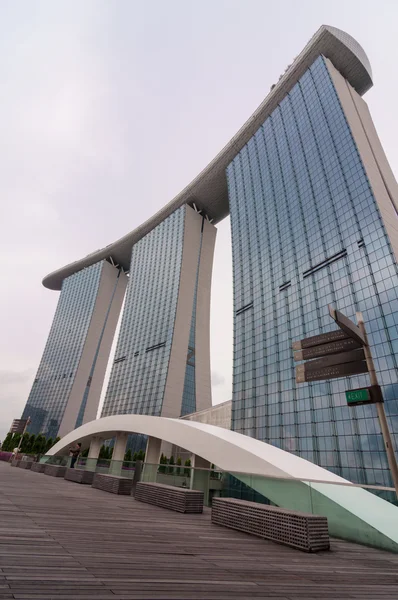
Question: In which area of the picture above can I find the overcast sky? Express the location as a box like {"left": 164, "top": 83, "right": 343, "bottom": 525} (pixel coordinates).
{"left": 1, "top": 0, "right": 398, "bottom": 442}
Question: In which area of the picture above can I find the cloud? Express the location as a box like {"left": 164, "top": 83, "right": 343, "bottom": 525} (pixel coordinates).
{"left": 0, "top": 370, "right": 32, "bottom": 385}
{"left": 212, "top": 371, "right": 225, "bottom": 387}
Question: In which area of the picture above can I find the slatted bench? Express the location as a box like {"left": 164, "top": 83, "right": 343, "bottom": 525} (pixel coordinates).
{"left": 64, "top": 468, "right": 95, "bottom": 485}
{"left": 31, "top": 462, "right": 46, "bottom": 473}
{"left": 92, "top": 473, "right": 133, "bottom": 495}
{"left": 18, "top": 461, "right": 33, "bottom": 469}
{"left": 211, "top": 497, "right": 329, "bottom": 553}
{"left": 134, "top": 482, "right": 204, "bottom": 513}
{"left": 44, "top": 464, "right": 67, "bottom": 478}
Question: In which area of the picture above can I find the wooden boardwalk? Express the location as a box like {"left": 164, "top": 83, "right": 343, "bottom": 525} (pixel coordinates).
{"left": 0, "top": 461, "right": 398, "bottom": 600}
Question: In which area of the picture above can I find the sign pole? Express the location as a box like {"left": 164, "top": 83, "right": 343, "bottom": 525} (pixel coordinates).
{"left": 15, "top": 417, "right": 30, "bottom": 457}
{"left": 356, "top": 312, "right": 398, "bottom": 499}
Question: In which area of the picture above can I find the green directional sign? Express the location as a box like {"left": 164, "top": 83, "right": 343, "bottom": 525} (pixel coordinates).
{"left": 345, "top": 385, "right": 384, "bottom": 406}
{"left": 346, "top": 388, "right": 370, "bottom": 405}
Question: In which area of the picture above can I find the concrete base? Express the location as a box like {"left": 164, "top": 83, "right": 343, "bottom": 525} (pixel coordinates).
{"left": 18, "top": 461, "right": 33, "bottom": 470}
{"left": 44, "top": 464, "right": 67, "bottom": 478}
{"left": 11, "top": 459, "right": 20, "bottom": 467}
{"left": 135, "top": 482, "right": 204, "bottom": 513}
{"left": 64, "top": 468, "right": 95, "bottom": 485}
{"left": 31, "top": 462, "right": 46, "bottom": 473}
{"left": 92, "top": 473, "right": 133, "bottom": 495}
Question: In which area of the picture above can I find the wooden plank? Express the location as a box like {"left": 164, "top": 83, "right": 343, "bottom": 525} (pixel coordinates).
{"left": 0, "top": 461, "right": 398, "bottom": 599}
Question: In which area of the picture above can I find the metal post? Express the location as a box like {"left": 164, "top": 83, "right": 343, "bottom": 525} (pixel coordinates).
{"left": 356, "top": 312, "right": 398, "bottom": 499}
{"left": 15, "top": 417, "right": 30, "bottom": 457}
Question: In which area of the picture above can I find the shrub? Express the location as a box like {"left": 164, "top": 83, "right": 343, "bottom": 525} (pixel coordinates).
{"left": 124, "top": 449, "right": 132, "bottom": 462}
{"left": 158, "top": 453, "right": 166, "bottom": 474}
{"left": 176, "top": 457, "right": 182, "bottom": 476}
{"left": 2, "top": 433, "right": 12, "bottom": 452}
{"left": 184, "top": 458, "right": 191, "bottom": 477}
{"left": 168, "top": 455, "right": 175, "bottom": 474}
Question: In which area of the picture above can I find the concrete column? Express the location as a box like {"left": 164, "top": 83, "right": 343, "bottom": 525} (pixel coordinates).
{"left": 190, "top": 454, "right": 211, "bottom": 507}
{"left": 86, "top": 436, "right": 103, "bottom": 472}
{"left": 142, "top": 436, "right": 162, "bottom": 482}
{"left": 109, "top": 432, "right": 128, "bottom": 476}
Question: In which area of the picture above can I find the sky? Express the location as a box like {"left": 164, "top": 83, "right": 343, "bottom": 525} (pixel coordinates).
{"left": 1, "top": 0, "right": 398, "bottom": 442}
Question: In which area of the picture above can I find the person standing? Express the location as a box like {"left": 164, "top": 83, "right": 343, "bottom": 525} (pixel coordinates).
{"left": 69, "top": 443, "right": 81, "bottom": 469}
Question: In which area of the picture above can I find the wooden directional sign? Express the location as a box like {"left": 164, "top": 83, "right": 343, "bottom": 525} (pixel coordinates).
{"left": 294, "top": 337, "right": 361, "bottom": 361}
{"left": 303, "top": 348, "right": 365, "bottom": 370}
{"left": 292, "top": 329, "right": 349, "bottom": 351}
{"left": 296, "top": 359, "right": 368, "bottom": 383}
{"left": 328, "top": 305, "right": 366, "bottom": 346}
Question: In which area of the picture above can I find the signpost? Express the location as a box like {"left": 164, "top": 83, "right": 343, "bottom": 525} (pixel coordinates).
{"left": 328, "top": 306, "right": 366, "bottom": 346}
{"left": 292, "top": 306, "right": 398, "bottom": 499}
{"left": 292, "top": 329, "right": 349, "bottom": 351}
{"left": 296, "top": 358, "right": 368, "bottom": 383}
{"left": 293, "top": 337, "right": 361, "bottom": 361}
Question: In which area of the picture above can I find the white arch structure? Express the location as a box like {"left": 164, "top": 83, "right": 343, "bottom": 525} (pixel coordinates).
{"left": 48, "top": 415, "right": 398, "bottom": 552}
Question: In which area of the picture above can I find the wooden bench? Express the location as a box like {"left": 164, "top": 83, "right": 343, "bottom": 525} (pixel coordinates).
{"left": 211, "top": 497, "right": 329, "bottom": 553}
{"left": 134, "top": 482, "right": 204, "bottom": 513}
{"left": 31, "top": 462, "right": 46, "bottom": 473}
{"left": 64, "top": 468, "right": 95, "bottom": 485}
{"left": 18, "top": 461, "right": 33, "bottom": 470}
{"left": 92, "top": 473, "right": 133, "bottom": 495}
{"left": 44, "top": 464, "right": 67, "bottom": 478}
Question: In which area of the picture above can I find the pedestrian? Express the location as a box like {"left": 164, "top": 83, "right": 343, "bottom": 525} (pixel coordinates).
{"left": 69, "top": 443, "right": 81, "bottom": 469}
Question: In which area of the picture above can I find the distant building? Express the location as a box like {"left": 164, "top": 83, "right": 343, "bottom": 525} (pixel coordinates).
{"left": 101, "top": 205, "right": 216, "bottom": 450}
{"left": 22, "top": 262, "right": 127, "bottom": 438}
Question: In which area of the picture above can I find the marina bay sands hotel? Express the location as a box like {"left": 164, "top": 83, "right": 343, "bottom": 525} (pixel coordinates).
{"left": 22, "top": 26, "right": 398, "bottom": 488}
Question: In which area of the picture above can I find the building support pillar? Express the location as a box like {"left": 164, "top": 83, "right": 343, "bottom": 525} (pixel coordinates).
{"left": 190, "top": 454, "right": 211, "bottom": 507}
{"left": 109, "top": 432, "right": 128, "bottom": 476}
{"left": 86, "top": 436, "right": 103, "bottom": 471}
{"left": 142, "top": 436, "right": 162, "bottom": 482}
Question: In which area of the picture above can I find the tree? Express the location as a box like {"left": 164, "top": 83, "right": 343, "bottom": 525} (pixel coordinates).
{"left": 2, "top": 433, "right": 12, "bottom": 452}
{"left": 184, "top": 458, "right": 191, "bottom": 477}
{"left": 81, "top": 448, "right": 89, "bottom": 458}
{"left": 137, "top": 449, "right": 145, "bottom": 461}
{"left": 12, "top": 433, "right": 21, "bottom": 452}
{"left": 124, "top": 449, "right": 132, "bottom": 463}
{"left": 27, "top": 434, "right": 36, "bottom": 454}
{"left": 133, "top": 452, "right": 138, "bottom": 462}
{"left": 32, "top": 434, "right": 44, "bottom": 455}
{"left": 159, "top": 453, "right": 166, "bottom": 474}
{"left": 39, "top": 435, "right": 47, "bottom": 455}
{"left": 45, "top": 438, "right": 53, "bottom": 453}
{"left": 176, "top": 457, "right": 182, "bottom": 476}
{"left": 168, "top": 455, "right": 175, "bottom": 474}
{"left": 20, "top": 433, "right": 30, "bottom": 453}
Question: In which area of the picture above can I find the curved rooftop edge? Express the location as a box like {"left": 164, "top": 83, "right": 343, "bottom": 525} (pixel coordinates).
{"left": 47, "top": 414, "right": 398, "bottom": 553}
{"left": 43, "top": 25, "right": 373, "bottom": 291}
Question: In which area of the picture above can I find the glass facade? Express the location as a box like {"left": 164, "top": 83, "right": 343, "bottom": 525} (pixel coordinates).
{"left": 227, "top": 55, "right": 398, "bottom": 487}
{"left": 23, "top": 261, "right": 106, "bottom": 439}
{"left": 102, "top": 207, "right": 185, "bottom": 420}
